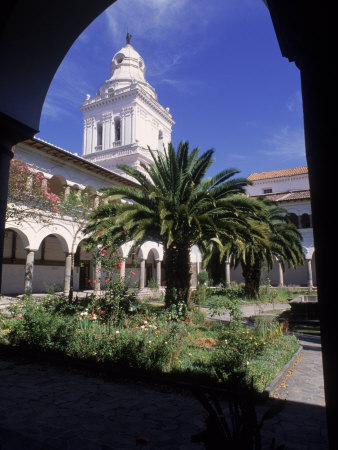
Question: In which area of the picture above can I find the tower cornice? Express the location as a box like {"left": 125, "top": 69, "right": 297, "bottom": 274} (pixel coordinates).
{"left": 80, "top": 85, "right": 174, "bottom": 125}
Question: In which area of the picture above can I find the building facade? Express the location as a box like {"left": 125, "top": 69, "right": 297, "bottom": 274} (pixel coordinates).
{"left": 1, "top": 39, "right": 202, "bottom": 296}
{"left": 229, "top": 166, "right": 316, "bottom": 288}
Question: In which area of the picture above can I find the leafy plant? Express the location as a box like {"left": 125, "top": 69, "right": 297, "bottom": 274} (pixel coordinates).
{"left": 191, "top": 387, "right": 285, "bottom": 449}
{"left": 198, "top": 270, "right": 209, "bottom": 285}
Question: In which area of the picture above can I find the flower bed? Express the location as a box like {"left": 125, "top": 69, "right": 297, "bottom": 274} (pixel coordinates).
{"left": 0, "top": 295, "right": 299, "bottom": 392}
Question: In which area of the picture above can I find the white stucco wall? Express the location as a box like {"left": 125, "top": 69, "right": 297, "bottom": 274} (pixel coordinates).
{"left": 246, "top": 174, "right": 309, "bottom": 196}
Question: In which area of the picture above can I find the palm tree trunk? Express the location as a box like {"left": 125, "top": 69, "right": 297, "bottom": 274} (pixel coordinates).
{"left": 164, "top": 244, "right": 192, "bottom": 308}
{"left": 241, "top": 261, "right": 261, "bottom": 299}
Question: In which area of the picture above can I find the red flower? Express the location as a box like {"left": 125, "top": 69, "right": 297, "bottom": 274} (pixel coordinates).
{"left": 102, "top": 249, "right": 107, "bottom": 255}
{"left": 186, "top": 318, "right": 190, "bottom": 323}
{"left": 123, "top": 229, "right": 127, "bottom": 234}
{"left": 88, "top": 279, "right": 91, "bottom": 283}
{"left": 118, "top": 262, "right": 123, "bottom": 268}
{"left": 98, "top": 232, "right": 101, "bottom": 236}
{"left": 94, "top": 279, "right": 97, "bottom": 284}
{"left": 131, "top": 271, "right": 136, "bottom": 276}
{"left": 105, "top": 279, "right": 110, "bottom": 283}
{"left": 100, "top": 310, "right": 104, "bottom": 315}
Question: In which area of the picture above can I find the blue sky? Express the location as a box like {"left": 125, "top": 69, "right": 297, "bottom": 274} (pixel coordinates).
{"left": 38, "top": 0, "right": 306, "bottom": 178}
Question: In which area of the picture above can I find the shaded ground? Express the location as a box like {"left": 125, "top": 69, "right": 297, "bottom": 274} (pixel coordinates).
{"left": 0, "top": 334, "right": 328, "bottom": 449}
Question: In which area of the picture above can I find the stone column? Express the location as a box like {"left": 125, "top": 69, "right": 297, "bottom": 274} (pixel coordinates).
{"left": 94, "top": 260, "right": 101, "bottom": 293}
{"left": 63, "top": 252, "right": 72, "bottom": 295}
{"left": 225, "top": 258, "right": 231, "bottom": 287}
{"left": 278, "top": 261, "right": 284, "bottom": 287}
{"left": 24, "top": 249, "right": 35, "bottom": 295}
{"left": 156, "top": 259, "right": 161, "bottom": 287}
{"left": 120, "top": 259, "right": 125, "bottom": 280}
{"left": 139, "top": 258, "right": 145, "bottom": 289}
{"left": 306, "top": 258, "right": 313, "bottom": 289}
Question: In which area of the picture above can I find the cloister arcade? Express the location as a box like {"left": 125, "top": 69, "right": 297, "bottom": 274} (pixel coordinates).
{"left": 2, "top": 224, "right": 202, "bottom": 296}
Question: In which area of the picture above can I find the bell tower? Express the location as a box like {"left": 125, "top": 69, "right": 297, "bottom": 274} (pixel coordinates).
{"left": 80, "top": 35, "right": 174, "bottom": 175}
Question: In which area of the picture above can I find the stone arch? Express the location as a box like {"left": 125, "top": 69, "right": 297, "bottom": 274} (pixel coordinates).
{"left": 287, "top": 212, "right": 299, "bottom": 228}
{"left": 4, "top": 226, "right": 30, "bottom": 250}
{"left": 32, "top": 224, "right": 72, "bottom": 253}
{"left": 138, "top": 242, "right": 163, "bottom": 261}
{"left": 74, "top": 238, "right": 94, "bottom": 291}
{"left": 300, "top": 213, "right": 311, "bottom": 229}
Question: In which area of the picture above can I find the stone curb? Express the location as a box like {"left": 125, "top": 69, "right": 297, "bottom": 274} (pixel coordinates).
{"left": 264, "top": 344, "right": 303, "bottom": 397}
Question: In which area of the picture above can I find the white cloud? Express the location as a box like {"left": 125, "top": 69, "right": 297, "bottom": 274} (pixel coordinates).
{"left": 261, "top": 126, "right": 306, "bottom": 161}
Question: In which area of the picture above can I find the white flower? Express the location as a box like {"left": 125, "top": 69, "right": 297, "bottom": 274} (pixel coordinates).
{"left": 164, "top": 341, "right": 168, "bottom": 345}
{"left": 148, "top": 340, "right": 152, "bottom": 344}
{"left": 188, "top": 353, "right": 192, "bottom": 356}
{"left": 140, "top": 325, "right": 145, "bottom": 329}
{"left": 143, "top": 320, "right": 148, "bottom": 324}
{"left": 246, "top": 361, "right": 250, "bottom": 366}
{"left": 116, "top": 330, "right": 120, "bottom": 334}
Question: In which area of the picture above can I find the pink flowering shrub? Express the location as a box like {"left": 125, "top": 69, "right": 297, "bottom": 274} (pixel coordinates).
{"left": 7, "top": 159, "right": 61, "bottom": 220}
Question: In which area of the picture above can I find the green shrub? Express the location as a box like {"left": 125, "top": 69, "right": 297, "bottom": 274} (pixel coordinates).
{"left": 7, "top": 297, "right": 74, "bottom": 351}
{"left": 197, "top": 270, "right": 209, "bottom": 285}
{"left": 206, "top": 282, "right": 245, "bottom": 301}
{"left": 191, "top": 285, "right": 208, "bottom": 306}
{"left": 207, "top": 296, "right": 243, "bottom": 323}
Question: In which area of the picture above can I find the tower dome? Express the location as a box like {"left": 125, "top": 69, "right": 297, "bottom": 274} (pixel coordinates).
{"left": 110, "top": 43, "right": 146, "bottom": 84}
{"left": 95, "top": 35, "right": 156, "bottom": 99}
{"left": 81, "top": 34, "right": 174, "bottom": 173}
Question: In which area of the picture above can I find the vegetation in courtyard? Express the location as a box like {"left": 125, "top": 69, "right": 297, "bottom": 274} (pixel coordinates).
{"left": 0, "top": 290, "right": 299, "bottom": 392}
{"left": 205, "top": 199, "right": 305, "bottom": 298}
{"left": 7, "top": 158, "right": 61, "bottom": 223}
{"left": 86, "top": 141, "right": 265, "bottom": 308}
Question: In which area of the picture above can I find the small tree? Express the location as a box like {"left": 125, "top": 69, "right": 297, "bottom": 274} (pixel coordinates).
{"left": 197, "top": 270, "right": 209, "bottom": 285}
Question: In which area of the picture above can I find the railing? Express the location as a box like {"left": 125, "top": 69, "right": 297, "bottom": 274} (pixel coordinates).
{"left": 95, "top": 145, "right": 102, "bottom": 151}
{"left": 112, "top": 140, "right": 121, "bottom": 148}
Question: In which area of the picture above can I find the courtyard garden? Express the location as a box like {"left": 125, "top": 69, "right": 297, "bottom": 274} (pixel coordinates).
{"left": 0, "top": 280, "right": 299, "bottom": 393}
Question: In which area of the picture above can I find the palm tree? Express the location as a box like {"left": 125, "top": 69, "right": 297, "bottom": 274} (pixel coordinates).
{"left": 86, "top": 142, "right": 262, "bottom": 307}
{"left": 216, "top": 199, "right": 305, "bottom": 298}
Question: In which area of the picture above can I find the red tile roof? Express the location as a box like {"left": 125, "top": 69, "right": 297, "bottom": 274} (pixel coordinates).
{"left": 252, "top": 190, "right": 310, "bottom": 202}
{"left": 248, "top": 166, "right": 308, "bottom": 181}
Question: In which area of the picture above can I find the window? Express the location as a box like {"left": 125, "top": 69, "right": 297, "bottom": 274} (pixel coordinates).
{"left": 263, "top": 188, "right": 273, "bottom": 194}
{"left": 158, "top": 130, "right": 163, "bottom": 151}
{"left": 97, "top": 123, "right": 102, "bottom": 146}
{"left": 114, "top": 117, "right": 121, "bottom": 141}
